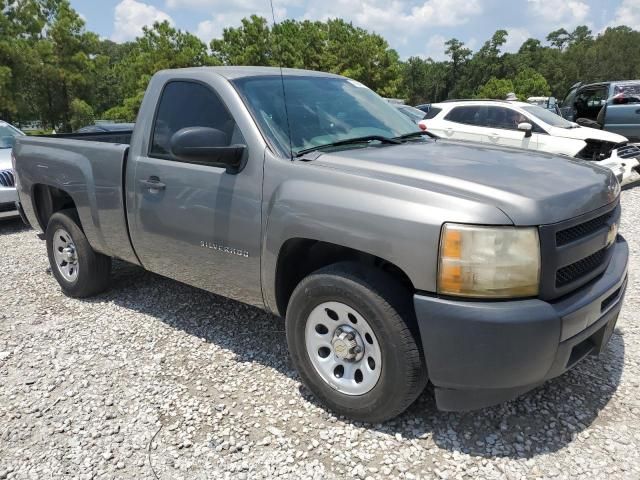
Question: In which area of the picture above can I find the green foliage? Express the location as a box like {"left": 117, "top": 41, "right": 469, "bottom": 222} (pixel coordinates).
{"left": 3, "top": 4, "right": 640, "bottom": 125}
{"left": 513, "top": 68, "right": 551, "bottom": 98}
{"left": 476, "top": 77, "right": 515, "bottom": 99}
{"left": 69, "top": 98, "right": 94, "bottom": 130}
{"left": 211, "top": 17, "right": 403, "bottom": 96}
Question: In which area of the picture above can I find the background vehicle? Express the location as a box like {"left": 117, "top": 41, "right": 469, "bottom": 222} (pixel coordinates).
{"left": 75, "top": 122, "right": 135, "bottom": 133}
{"left": 421, "top": 99, "right": 640, "bottom": 185}
{"left": 526, "top": 96, "right": 561, "bottom": 116}
{"left": 561, "top": 81, "right": 640, "bottom": 141}
{"left": 14, "top": 67, "right": 628, "bottom": 422}
{"left": 0, "top": 120, "right": 24, "bottom": 220}
{"left": 393, "top": 104, "right": 426, "bottom": 124}
{"left": 414, "top": 103, "right": 431, "bottom": 113}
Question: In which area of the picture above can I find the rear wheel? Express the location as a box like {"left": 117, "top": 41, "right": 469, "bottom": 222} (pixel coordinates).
{"left": 46, "top": 210, "right": 111, "bottom": 298}
{"left": 286, "top": 262, "right": 427, "bottom": 423}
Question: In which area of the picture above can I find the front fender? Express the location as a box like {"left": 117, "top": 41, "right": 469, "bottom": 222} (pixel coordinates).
{"left": 260, "top": 173, "right": 512, "bottom": 314}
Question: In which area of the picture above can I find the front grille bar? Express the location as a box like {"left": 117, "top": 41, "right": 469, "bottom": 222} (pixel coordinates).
{"left": 0, "top": 169, "right": 15, "bottom": 187}
{"left": 556, "top": 248, "right": 607, "bottom": 288}
{"left": 556, "top": 211, "right": 613, "bottom": 246}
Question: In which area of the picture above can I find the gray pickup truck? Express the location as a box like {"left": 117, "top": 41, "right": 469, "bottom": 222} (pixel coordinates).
{"left": 14, "top": 67, "right": 628, "bottom": 422}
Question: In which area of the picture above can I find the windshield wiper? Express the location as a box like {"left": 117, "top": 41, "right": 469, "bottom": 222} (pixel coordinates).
{"left": 294, "top": 135, "right": 401, "bottom": 157}
{"left": 394, "top": 130, "right": 439, "bottom": 140}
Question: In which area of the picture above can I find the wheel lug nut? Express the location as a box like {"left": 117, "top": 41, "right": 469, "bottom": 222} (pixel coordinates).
{"left": 335, "top": 327, "right": 343, "bottom": 336}
{"left": 353, "top": 346, "right": 362, "bottom": 354}
{"left": 346, "top": 333, "right": 355, "bottom": 341}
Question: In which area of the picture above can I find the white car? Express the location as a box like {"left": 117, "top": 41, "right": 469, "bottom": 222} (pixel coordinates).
{"left": 419, "top": 100, "right": 640, "bottom": 185}
{"left": 0, "top": 120, "right": 24, "bottom": 220}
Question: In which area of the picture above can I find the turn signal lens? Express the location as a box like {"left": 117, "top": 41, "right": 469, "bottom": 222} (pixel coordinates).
{"left": 438, "top": 224, "right": 540, "bottom": 298}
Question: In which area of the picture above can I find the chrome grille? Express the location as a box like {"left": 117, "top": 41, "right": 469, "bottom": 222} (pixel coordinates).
{"left": 615, "top": 144, "right": 640, "bottom": 159}
{"left": 0, "top": 169, "right": 15, "bottom": 187}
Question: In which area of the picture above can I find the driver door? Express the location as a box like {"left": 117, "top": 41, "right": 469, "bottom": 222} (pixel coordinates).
{"left": 128, "top": 79, "right": 264, "bottom": 307}
{"left": 483, "top": 106, "right": 538, "bottom": 151}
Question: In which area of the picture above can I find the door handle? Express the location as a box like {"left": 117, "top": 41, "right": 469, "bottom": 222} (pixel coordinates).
{"left": 139, "top": 177, "right": 166, "bottom": 191}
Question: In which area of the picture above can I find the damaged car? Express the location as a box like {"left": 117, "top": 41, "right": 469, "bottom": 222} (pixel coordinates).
{"left": 420, "top": 99, "right": 640, "bottom": 185}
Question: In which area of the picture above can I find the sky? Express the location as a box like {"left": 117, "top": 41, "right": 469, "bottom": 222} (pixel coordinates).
{"left": 68, "top": 0, "right": 640, "bottom": 60}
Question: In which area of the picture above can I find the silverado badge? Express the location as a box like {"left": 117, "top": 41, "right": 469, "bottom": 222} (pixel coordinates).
{"left": 200, "top": 241, "right": 249, "bottom": 258}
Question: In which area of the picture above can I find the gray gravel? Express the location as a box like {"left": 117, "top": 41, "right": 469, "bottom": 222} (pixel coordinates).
{"left": 1, "top": 190, "right": 640, "bottom": 480}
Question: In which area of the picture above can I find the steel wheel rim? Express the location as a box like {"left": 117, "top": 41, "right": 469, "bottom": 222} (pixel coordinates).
{"left": 305, "top": 301, "right": 382, "bottom": 396}
{"left": 52, "top": 228, "right": 79, "bottom": 282}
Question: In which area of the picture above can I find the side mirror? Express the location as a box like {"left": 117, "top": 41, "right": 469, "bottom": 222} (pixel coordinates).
{"left": 518, "top": 122, "right": 533, "bottom": 138}
{"left": 170, "top": 126, "right": 246, "bottom": 173}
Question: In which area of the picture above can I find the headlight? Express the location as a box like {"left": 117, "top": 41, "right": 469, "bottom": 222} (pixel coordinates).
{"left": 438, "top": 223, "right": 540, "bottom": 298}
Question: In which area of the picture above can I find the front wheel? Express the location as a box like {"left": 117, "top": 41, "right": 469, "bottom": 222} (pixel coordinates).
{"left": 46, "top": 210, "right": 112, "bottom": 298}
{"left": 286, "top": 262, "right": 427, "bottom": 423}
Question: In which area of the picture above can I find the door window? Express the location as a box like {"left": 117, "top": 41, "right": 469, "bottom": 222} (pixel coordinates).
{"left": 485, "top": 107, "right": 527, "bottom": 130}
{"left": 150, "top": 81, "right": 243, "bottom": 159}
{"left": 444, "top": 106, "right": 483, "bottom": 126}
{"left": 485, "top": 107, "right": 545, "bottom": 133}
{"left": 613, "top": 83, "right": 640, "bottom": 104}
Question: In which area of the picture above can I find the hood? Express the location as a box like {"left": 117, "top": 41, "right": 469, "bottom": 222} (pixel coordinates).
{"left": 0, "top": 148, "right": 11, "bottom": 171}
{"left": 548, "top": 124, "right": 628, "bottom": 144}
{"left": 312, "top": 140, "right": 618, "bottom": 225}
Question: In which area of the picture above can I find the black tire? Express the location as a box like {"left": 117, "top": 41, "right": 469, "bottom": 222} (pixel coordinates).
{"left": 46, "top": 209, "right": 111, "bottom": 298}
{"left": 286, "top": 262, "right": 427, "bottom": 423}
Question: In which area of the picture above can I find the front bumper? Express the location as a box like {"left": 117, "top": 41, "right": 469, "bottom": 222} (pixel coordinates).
{"left": 0, "top": 186, "right": 18, "bottom": 219}
{"left": 414, "top": 236, "right": 628, "bottom": 411}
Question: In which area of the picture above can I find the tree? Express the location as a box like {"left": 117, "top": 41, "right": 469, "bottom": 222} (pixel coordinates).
{"left": 476, "top": 77, "right": 515, "bottom": 99}
{"left": 513, "top": 68, "right": 551, "bottom": 98}
{"left": 444, "top": 38, "right": 471, "bottom": 97}
{"left": 69, "top": 98, "right": 94, "bottom": 130}
{"left": 105, "top": 21, "right": 213, "bottom": 122}
{"left": 547, "top": 28, "right": 570, "bottom": 50}
{"left": 210, "top": 17, "right": 404, "bottom": 96}
{"left": 211, "top": 15, "right": 273, "bottom": 66}
{"left": 570, "top": 26, "right": 593, "bottom": 45}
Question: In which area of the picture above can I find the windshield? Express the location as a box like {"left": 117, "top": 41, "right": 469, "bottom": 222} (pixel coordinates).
{"left": 397, "top": 105, "right": 426, "bottom": 122}
{"left": 233, "top": 75, "right": 419, "bottom": 156}
{"left": 521, "top": 105, "right": 574, "bottom": 128}
{"left": 0, "top": 123, "right": 23, "bottom": 149}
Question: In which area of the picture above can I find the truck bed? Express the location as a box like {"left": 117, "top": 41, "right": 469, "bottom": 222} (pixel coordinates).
{"left": 13, "top": 134, "right": 139, "bottom": 265}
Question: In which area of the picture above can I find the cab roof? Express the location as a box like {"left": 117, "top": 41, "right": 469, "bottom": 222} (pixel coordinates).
{"left": 156, "top": 66, "right": 344, "bottom": 80}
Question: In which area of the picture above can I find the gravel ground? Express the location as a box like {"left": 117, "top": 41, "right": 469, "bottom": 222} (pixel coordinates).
{"left": 1, "top": 190, "right": 640, "bottom": 480}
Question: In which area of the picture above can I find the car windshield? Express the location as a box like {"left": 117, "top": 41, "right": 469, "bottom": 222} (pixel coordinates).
{"left": 521, "top": 105, "right": 574, "bottom": 128}
{"left": 0, "top": 123, "right": 23, "bottom": 149}
{"left": 397, "top": 106, "right": 426, "bottom": 122}
{"left": 233, "top": 75, "right": 419, "bottom": 156}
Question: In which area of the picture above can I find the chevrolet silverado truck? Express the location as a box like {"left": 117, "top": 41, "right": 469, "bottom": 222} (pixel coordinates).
{"left": 13, "top": 67, "right": 628, "bottom": 422}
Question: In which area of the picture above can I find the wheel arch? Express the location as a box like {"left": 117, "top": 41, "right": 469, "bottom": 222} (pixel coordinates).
{"left": 272, "top": 237, "right": 415, "bottom": 318}
{"left": 31, "top": 183, "right": 78, "bottom": 232}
